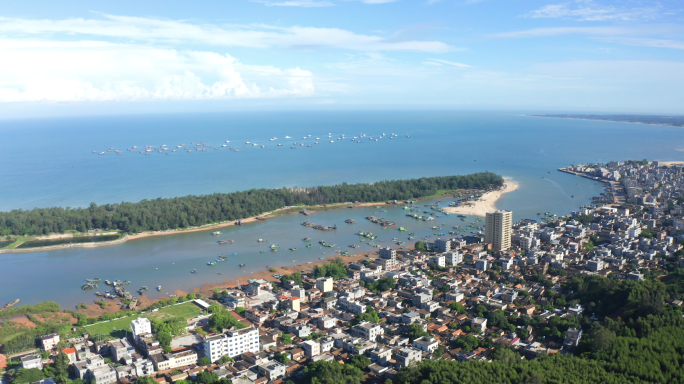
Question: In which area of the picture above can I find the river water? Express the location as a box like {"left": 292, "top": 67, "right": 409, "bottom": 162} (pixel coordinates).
{"left": 0, "top": 111, "right": 682, "bottom": 308}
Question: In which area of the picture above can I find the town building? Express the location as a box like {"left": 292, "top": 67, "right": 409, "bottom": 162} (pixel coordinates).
{"left": 316, "top": 277, "right": 334, "bottom": 293}
{"left": 131, "top": 317, "right": 152, "bottom": 340}
{"left": 203, "top": 326, "right": 260, "bottom": 361}
{"left": 40, "top": 334, "right": 60, "bottom": 351}
{"left": 485, "top": 210, "right": 513, "bottom": 251}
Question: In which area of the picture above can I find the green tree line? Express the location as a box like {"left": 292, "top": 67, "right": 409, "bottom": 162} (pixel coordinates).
{"left": 0, "top": 173, "right": 503, "bottom": 235}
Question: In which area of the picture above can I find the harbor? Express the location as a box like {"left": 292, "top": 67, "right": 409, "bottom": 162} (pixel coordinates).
{"left": 0, "top": 191, "right": 533, "bottom": 309}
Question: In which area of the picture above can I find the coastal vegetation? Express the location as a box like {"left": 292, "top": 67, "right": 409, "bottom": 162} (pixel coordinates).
{"left": 532, "top": 114, "right": 684, "bottom": 127}
{"left": 0, "top": 299, "right": 203, "bottom": 354}
{"left": 0, "top": 173, "right": 503, "bottom": 236}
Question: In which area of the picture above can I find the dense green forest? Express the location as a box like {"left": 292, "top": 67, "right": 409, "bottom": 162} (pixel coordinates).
{"left": 0, "top": 173, "right": 502, "bottom": 236}
{"left": 392, "top": 325, "right": 684, "bottom": 384}
{"left": 388, "top": 271, "right": 684, "bottom": 384}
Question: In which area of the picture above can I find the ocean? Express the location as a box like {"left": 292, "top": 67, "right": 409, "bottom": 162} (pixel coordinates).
{"left": 0, "top": 111, "right": 682, "bottom": 308}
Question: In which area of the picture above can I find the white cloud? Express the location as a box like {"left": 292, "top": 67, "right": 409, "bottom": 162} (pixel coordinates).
{"left": 251, "top": 0, "right": 334, "bottom": 7}
{"left": 0, "top": 14, "right": 451, "bottom": 52}
{"left": 0, "top": 41, "right": 315, "bottom": 102}
{"left": 491, "top": 26, "right": 634, "bottom": 38}
{"left": 525, "top": 1, "right": 661, "bottom": 21}
{"left": 355, "top": 0, "right": 399, "bottom": 4}
{"left": 597, "top": 37, "right": 684, "bottom": 50}
{"left": 425, "top": 58, "right": 472, "bottom": 68}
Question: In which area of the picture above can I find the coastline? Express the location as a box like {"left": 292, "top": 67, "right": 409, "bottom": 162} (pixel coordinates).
{"left": 77, "top": 252, "right": 369, "bottom": 317}
{"left": 525, "top": 115, "right": 684, "bottom": 128}
{"left": 443, "top": 178, "right": 518, "bottom": 217}
{"left": 5, "top": 186, "right": 488, "bottom": 253}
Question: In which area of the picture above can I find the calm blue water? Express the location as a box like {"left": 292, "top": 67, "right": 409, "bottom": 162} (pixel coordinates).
{"left": 0, "top": 111, "right": 682, "bottom": 308}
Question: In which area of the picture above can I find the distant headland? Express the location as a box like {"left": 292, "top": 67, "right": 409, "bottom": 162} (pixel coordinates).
{"left": 529, "top": 114, "right": 684, "bottom": 127}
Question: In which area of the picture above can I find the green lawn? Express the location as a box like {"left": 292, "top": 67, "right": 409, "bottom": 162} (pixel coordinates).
{"left": 147, "top": 302, "right": 203, "bottom": 321}
{"left": 84, "top": 302, "right": 203, "bottom": 339}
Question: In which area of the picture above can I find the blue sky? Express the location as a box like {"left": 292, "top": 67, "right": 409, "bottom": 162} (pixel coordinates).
{"left": 1, "top": 0, "right": 683, "bottom": 116}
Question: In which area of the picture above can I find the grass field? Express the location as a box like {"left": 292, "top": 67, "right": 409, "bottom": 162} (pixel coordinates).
{"left": 84, "top": 302, "right": 203, "bottom": 339}
{"left": 147, "top": 302, "right": 203, "bottom": 321}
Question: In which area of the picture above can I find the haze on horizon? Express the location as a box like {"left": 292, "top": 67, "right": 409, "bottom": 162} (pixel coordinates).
{"left": 1, "top": 0, "right": 683, "bottom": 118}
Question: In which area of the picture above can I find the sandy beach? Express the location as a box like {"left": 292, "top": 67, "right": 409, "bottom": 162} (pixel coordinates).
{"left": 443, "top": 178, "right": 518, "bottom": 217}
{"left": 659, "top": 161, "right": 684, "bottom": 166}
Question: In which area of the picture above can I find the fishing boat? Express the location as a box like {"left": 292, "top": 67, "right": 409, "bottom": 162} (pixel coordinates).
{"left": 303, "top": 237, "right": 311, "bottom": 242}
{"left": 191, "top": 269, "right": 197, "bottom": 273}
{"left": 345, "top": 219, "right": 357, "bottom": 224}
{"left": 229, "top": 253, "right": 238, "bottom": 256}
{"left": 157, "top": 286, "right": 162, "bottom": 291}
{"left": 257, "top": 239, "right": 267, "bottom": 243}
{"left": 289, "top": 247, "right": 297, "bottom": 251}
{"left": 306, "top": 244, "right": 312, "bottom": 248}
{"left": 86, "top": 278, "right": 101, "bottom": 283}
{"left": 261, "top": 250, "right": 267, "bottom": 253}
{"left": 255, "top": 217, "right": 266, "bottom": 220}
{"left": 239, "top": 263, "right": 246, "bottom": 267}
{"left": 82, "top": 283, "right": 97, "bottom": 290}
{"left": 270, "top": 244, "right": 280, "bottom": 249}
{"left": 212, "top": 231, "right": 222, "bottom": 236}
{"left": 218, "top": 240, "right": 234, "bottom": 244}
{"left": 319, "top": 240, "right": 336, "bottom": 248}
{"left": 207, "top": 261, "right": 217, "bottom": 266}
{"left": 349, "top": 244, "right": 360, "bottom": 248}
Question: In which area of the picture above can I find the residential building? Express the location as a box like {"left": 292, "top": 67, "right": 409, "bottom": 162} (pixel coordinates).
{"left": 485, "top": 210, "right": 513, "bottom": 251}
{"left": 316, "top": 277, "right": 334, "bottom": 293}
{"left": 249, "top": 279, "right": 271, "bottom": 296}
{"left": 430, "top": 255, "right": 445, "bottom": 268}
{"left": 90, "top": 364, "right": 117, "bottom": 384}
{"left": 564, "top": 328, "right": 582, "bottom": 348}
{"left": 203, "top": 326, "right": 260, "bottom": 361}
{"left": 587, "top": 259, "right": 604, "bottom": 271}
{"left": 257, "top": 361, "right": 287, "bottom": 381}
{"left": 150, "top": 349, "right": 198, "bottom": 372}
{"left": 379, "top": 247, "right": 397, "bottom": 259}
{"left": 245, "top": 309, "right": 269, "bottom": 324}
{"left": 282, "top": 296, "right": 301, "bottom": 312}
{"left": 471, "top": 317, "right": 488, "bottom": 332}
{"left": 21, "top": 354, "right": 42, "bottom": 370}
{"left": 444, "top": 252, "right": 463, "bottom": 266}
{"left": 317, "top": 315, "right": 337, "bottom": 329}
{"left": 300, "top": 340, "right": 320, "bottom": 357}
{"left": 40, "top": 334, "right": 60, "bottom": 351}
{"left": 412, "top": 337, "right": 439, "bottom": 354}
{"left": 74, "top": 355, "right": 105, "bottom": 380}
{"left": 110, "top": 338, "right": 136, "bottom": 362}
{"left": 350, "top": 322, "right": 385, "bottom": 341}
{"left": 434, "top": 239, "right": 452, "bottom": 253}
{"left": 394, "top": 347, "right": 422, "bottom": 368}
{"left": 131, "top": 318, "right": 152, "bottom": 339}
